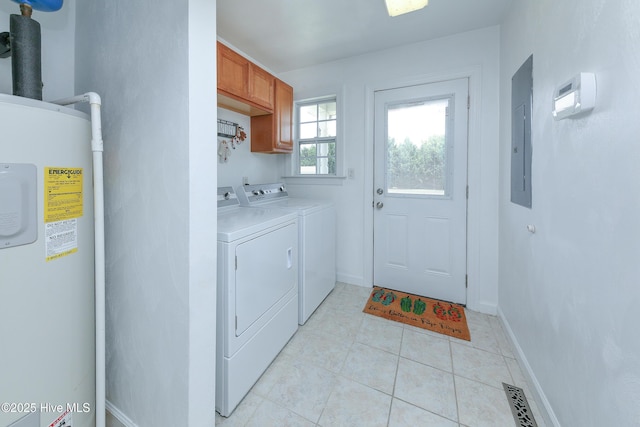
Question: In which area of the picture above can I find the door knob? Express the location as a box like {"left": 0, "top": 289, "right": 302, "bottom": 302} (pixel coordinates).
{"left": 376, "top": 201, "right": 384, "bottom": 209}
{"left": 377, "top": 188, "right": 384, "bottom": 195}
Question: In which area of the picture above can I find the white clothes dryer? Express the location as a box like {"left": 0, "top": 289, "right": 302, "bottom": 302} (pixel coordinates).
{"left": 216, "top": 186, "right": 298, "bottom": 417}
{"left": 236, "top": 183, "right": 336, "bottom": 325}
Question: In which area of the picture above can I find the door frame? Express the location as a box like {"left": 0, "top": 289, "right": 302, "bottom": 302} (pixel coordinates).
{"left": 363, "top": 66, "right": 484, "bottom": 309}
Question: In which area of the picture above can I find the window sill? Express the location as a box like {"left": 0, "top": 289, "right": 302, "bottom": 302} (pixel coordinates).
{"left": 282, "top": 175, "right": 347, "bottom": 185}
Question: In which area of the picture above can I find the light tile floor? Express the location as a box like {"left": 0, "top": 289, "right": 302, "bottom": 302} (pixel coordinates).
{"left": 215, "top": 283, "right": 546, "bottom": 427}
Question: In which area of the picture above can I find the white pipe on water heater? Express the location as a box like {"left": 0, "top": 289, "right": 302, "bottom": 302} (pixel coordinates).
{"left": 52, "top": 92, "right": 105, "bottom": 427}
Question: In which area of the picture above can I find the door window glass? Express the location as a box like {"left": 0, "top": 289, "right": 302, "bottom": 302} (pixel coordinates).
{"left": 386, "top": 98, "right": 450, "bottom": 196}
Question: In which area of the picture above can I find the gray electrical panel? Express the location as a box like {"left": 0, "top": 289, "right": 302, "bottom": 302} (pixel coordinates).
{"left": 511, "top": 55, "right": 533, "bottom": 208}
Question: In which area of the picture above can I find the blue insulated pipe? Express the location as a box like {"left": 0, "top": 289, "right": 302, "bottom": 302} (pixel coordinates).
{"left": 11, "top": 0, "right": 63, "bottom": 12}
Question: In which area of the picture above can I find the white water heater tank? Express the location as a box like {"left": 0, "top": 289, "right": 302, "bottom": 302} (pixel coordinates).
{"left": 0, "top": 94, "right": 95, "bottom": 427}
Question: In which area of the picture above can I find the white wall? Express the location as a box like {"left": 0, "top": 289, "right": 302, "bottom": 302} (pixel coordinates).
{"left": 75, "top": 1, "right": 217, "bottom": 426}
{"left": 217, "top": 107, "right": 281, "bottom": 188}
{"left": 0, "top": 0, "right": 75, "bottom": 100}
{"left": 186, "top": 1, "right": 217, "bottom": 424}
{"left": 279, "top": 26, "right": 501, "bottom": 313}
{"left": 498, "top": 1, "right": 640, "bottom": 425}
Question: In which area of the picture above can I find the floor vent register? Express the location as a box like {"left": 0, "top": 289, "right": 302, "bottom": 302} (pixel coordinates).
{"left": 502, "top": 383, "right": 539, "bottom": 427}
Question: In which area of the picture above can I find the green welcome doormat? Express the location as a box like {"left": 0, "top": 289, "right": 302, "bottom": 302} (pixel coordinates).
{"left": 363, "top": 286, "right": 471, "bottom": 341}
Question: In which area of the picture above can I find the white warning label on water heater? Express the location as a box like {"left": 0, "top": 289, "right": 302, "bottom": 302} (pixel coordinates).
{"left": 48, "top": 408, "right": 73, "bottom": 427}
{"left": 45, "top": 218, "right": 78, "bottom": 261}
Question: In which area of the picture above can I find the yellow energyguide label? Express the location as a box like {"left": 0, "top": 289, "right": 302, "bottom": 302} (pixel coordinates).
{"left": 44, "top": 167, "right": 84, "bottom": 223}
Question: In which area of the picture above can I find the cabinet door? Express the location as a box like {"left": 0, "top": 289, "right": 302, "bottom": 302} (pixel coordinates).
{"left": 250, "top": 79, "right": 293, "bottom": 153}
{"left": 217, "top": 42, "right": 249, "bottom": 99}
{"left": 274, "top": 79, "right": 293, "bottom": 151}
{"left": 249, "top": 66, "right": 275, "bottom": 110}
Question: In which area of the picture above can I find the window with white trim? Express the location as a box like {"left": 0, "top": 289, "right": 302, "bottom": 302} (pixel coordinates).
{"left": 296, "top": 97, "right": 337, "bottom": 175}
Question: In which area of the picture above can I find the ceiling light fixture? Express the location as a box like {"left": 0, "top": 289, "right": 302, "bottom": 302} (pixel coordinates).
{"left": 385, "top": 0, "right": 429, "bottom": 17}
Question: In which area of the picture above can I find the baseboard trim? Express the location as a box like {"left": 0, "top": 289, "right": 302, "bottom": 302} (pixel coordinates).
{"left": 106, "top": 400, "right": 139, "bottom": 427}
{"left": 336, "top": 272, "right": 364, "bottom": 286}
{"left": 467, "top": 300, "right": 497, "bottom": 315}
{"left": 497, "top": 307, "right": 561, "bottom": 427}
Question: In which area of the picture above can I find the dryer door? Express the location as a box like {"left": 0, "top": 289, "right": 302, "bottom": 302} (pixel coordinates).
{"left": 235, "top": 222, "right": 297, "bottom": 336}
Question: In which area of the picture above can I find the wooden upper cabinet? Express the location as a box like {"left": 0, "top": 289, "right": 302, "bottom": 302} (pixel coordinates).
{"left": 249, "top": 65, "right": 275, "bottom": 110}
{"left": 217, "top": 42, "right": 250, "bottom": 100}
{"left": 251, "top": 79, "right": 293, "bottom": 153}
{"left": 274, "top": 79, "right": 293, "bottom": 152}
{"left": 217, "top": 42, "right": 274, "bottom": 114}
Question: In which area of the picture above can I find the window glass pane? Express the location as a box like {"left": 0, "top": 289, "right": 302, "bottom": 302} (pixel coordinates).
{"left": 317, "top": 143, "right": 329, "bottom": 156}
{"left": 299, "top": 105, "right": 317, "bottom": 123}
{"left": 300, "top": 123, "right": 318, "bottom": 139}
{"left": 301, "top": 165, "right": 317, "bottom": 174}
{"left": 300, "top": 165, "right": 316, "bottom": 175}
{"left": 328, "top": 142, "right": 336, "bottom": 174}
{"left": 386, "top": 99, "right": 448, "bottom": 196}
{"left": 299, "top": 143, "right": 317, "bottom": 174}
{"left": 314, "top": 143, "right": 336, "bottom": 175}
{"left": 318, "top": 120, "right": 336, "bottom": 137}
{"left": 318, "top": 102, "right": 336, "bottom": 121}
{"left": 317, "top": 157, "right": 329, "bottom": 175}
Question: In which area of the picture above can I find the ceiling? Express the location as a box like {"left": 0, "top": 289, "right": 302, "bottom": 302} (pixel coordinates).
{"left": 217, "top": 0, "right": 515, "bottom": 74}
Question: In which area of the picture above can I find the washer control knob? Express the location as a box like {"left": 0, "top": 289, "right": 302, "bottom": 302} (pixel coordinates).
{"left": 259, "top": 190, "right": 265, "bottom": 195}
{"left": 252, "top": 190, "right": 260, "bottom": 196}
{"left": 279, "top": 185, "right": 286, "bottom": 192}
{"left": 223, "top": 192, "right": 231, "bottom": 200}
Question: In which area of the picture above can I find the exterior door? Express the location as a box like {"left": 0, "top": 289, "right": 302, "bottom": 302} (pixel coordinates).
{"left": 373, "top": 79, "right": 468, "bottom": 304}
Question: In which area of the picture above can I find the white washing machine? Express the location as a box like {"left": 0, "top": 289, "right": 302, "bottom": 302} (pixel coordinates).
{"left": 216, "top": 186, "right": 298, "bottom": 417}
{"left": 236, "top": 183, "right": 336, "bottom": 325}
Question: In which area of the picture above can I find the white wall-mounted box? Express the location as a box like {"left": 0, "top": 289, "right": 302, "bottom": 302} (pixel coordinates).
{"left": 552, "top": 72, "right": 596, "bottom": 120}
